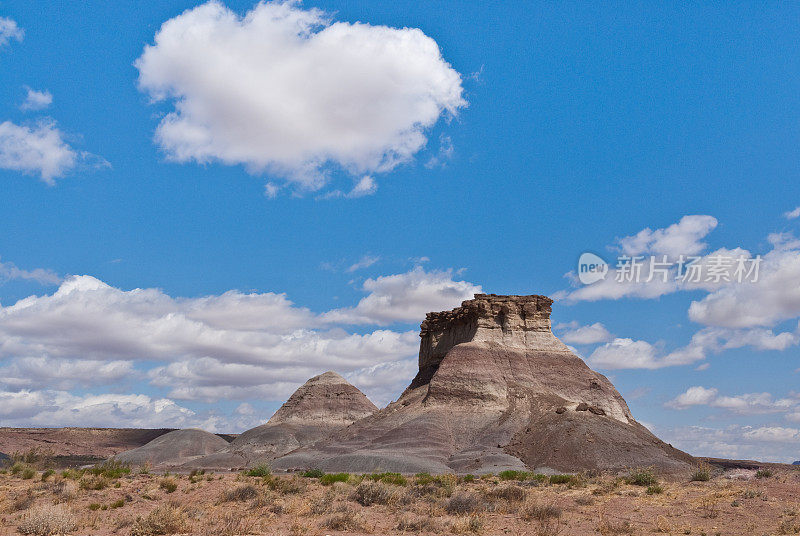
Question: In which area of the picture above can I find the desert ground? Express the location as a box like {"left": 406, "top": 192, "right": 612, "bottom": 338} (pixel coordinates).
{"left": 0, "top": 455, "right": 798, "bottom": 536}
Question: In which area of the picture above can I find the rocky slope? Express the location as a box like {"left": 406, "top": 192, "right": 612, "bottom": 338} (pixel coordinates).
{"left": 113, "top": 429, "right": 230, "bottom": 467}
{"left": 272, "top": 294, "right": 695, "bottom": 474}
{"left": 184, "top": 371, "right": 377, "bottom": 470}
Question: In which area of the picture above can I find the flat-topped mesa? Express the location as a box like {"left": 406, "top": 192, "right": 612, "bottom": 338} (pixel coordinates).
{"left": 418, "top": 294, "right": 569, "bottom": 379}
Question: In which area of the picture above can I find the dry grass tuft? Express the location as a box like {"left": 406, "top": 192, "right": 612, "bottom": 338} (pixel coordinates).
{"left": 445, "top": 492, "right": 484, "bottom": 515}
{"left": 521, "top": 499, "right": 562, "bottom": 535}
{"left": 597, "top": 514, "right": 635, "bottom": 535}
{"left": 485, "top": 483, "right": 526, "bottom": 503}
{"left": 159, "top": 477, "right": 178, "bottom": 493}
{"left": 220, "top": 483, "right": 260, "bottom": 503}
{"left": 130, "top": 505, "right": 187, "bottom": 536}
{"left": 321, "top": 506, "right": 368, "bottom": 531}
{"left": 449, "top": 514, "right": 483, "bottom": 534}
{"left": 350, "top": 480, "right": 401, "bottom": 506}
{"left": 17, "top": 504, "right": 78, "bottom": 536}
{"left": 10, "top": 489, "right": 36, "bottom": 512}
{"left": 397, "top": 514, "right": 443, "bottom": 533}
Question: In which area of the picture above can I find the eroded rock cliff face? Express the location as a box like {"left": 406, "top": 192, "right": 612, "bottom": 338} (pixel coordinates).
{"left": 272, "top": 294, "right": 694, "bottom": 474}
{"left": 413, "top": 294, "right": 559, "bottom": 388}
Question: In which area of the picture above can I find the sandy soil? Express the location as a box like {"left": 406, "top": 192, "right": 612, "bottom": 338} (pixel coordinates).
{"left": 0, "top": 462, "right": 798, "bottom": 536}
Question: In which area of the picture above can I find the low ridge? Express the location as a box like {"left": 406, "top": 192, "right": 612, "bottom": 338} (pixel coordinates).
{"left": 112, "top": 429, "right": 229, "bottom": 467}
{"left": 272, "top": 294, "right": 695, "bottom": 474}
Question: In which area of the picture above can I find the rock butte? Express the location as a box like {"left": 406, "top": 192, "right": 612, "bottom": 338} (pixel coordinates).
{"left": 271, "top": 294, "right": 694, "bottom": 473}
{"left": 120, "top": 294, "right": 695, "bottom": 473}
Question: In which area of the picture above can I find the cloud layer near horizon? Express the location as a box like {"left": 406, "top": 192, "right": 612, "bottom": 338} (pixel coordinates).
{"left": 0, "top": 265, "right": 479, "bottom": 429}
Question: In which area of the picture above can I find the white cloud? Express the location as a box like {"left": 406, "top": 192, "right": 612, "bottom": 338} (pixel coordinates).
{"left": 663, "top": 425, "right": 800, "bottom": 462}
{"left": 0, "top": 256, "right": 60, "bottom": 285}
{"left": 0, "top": 357, "right": 135, "bottom": 390}
{"left": 425, "top": 134, "right": 454, "bottom": 169}
{"left": 347, "top": 176, "right": 377, "bottom": 198}
{"left": 235, "top": 402, "right": 255, "bottom": 415}
{"left": 135, "top": 1, "right": 465, "bottom": 193}
{"left": 688, "top": 239, "right": 800, "bottom": 328}
{"left": 0, "top": 17, "right": 23, "bottom": 47}
{"left": 784, "top": 207, "right": 800, "bottom": 220}
{"left": 666, "top": 386, "right": 719, "bottom": 409}
{"left": 589, "top": 338, "right": 665, "bottom": 369}
{"left": 589, "top": 325, "right": 799, "bottom": 370}
{"left": 558, "top": 322, "right": 613, "bottom": 345}
{"left": 618, "top": 215, "right": 718, "bottom": 258}
{"left": 344, "top": 358, "right": 417, "bottom": 407}
{"left": 560, "top": 215, "right": 800, "bottom": 334}
{"left": 347, "top": 255, "right": 380, "bottom": 273}
{"left": 319, "top": 176, "right": 378, "bottom": 199}
{"left": 742, "top": 426, "right": 800, "bottom": 442}
{"left": 667, "top": 386, "right": 799, "bottom": 415}
{"left": 0, "top": 120, "right": 79, "bottom": 184}
{"left": 322, "top": 266, "right": 481, "bottom": 325}
{"left": 20, "top": 88, "right": 53, "bottom": 111}
{"left": 0, "top": 266, "right": 474, "bottom": 408}
{"left": 557, "top": 215, "right": 723, "bottom": 303}
{"left": 0, "top": 390, "right": 209, "bottom": 429}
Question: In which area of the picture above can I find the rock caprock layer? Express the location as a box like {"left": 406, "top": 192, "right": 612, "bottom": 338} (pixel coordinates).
{"left": 184, "top": 371, "right": 378, "bottom": 470}
{"left": 273, "top": 294, "right": 694, "bottom": 474}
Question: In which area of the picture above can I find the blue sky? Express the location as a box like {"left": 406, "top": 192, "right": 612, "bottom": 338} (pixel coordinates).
{"left": 1, "top": 1, "right": 799, "bottom": 461}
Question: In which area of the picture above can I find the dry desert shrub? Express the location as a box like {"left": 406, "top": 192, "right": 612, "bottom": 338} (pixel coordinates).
{"left": 219, "top": 483, "right": 260, "bottom": 502}
{"left": 203, "top": 511, "right": 256, "bottom": 536}
{"left": 11, "top": 449, "right": 54, "bottom": 471}
{"left": 309, "top": 488, "right": 337, "bottom": 515}
{"left": 596, "top": 513, "right": 634, "bottom": 535}
{"left": 690, "top": 463, "right": 712, "bottom": 482}
{"left": 397, "top": 514, "right": 443, "bottom": 533}
{"left": 17, "top": 504, "right": 77, "bottom": 536}
{"left": 350, "top": 480, "right": 402, "bottom": 506}
{"left": 624, "top": 467, "right": 658, "bottom": 487}
{"left": 79, "top": 474, "right": 109, "bottom": 490}
{"left": 288, "top": 518, "right": 311, "bottom": 536}
{"left": 48, "top": 479, "right": 78, "bottom": 503}
{"left": 698, "top": 496, "right": 720, "bottom": 519}
{"left": 9, "top": 489, "right": 35, "bottom": 512}
{"left": 449, "top": 514, "right": 483, "bottom": 534}
{"left": 321, "top": 505, "right": 368, "bottom": 532}
{"left": 777, "top": 518, "right": 800, "bottom": 535}
{"left": 521, "top": 499, "right": 562, "bottom": 535}
{"left": 130, "top": 505, "right": 187, "bottom": 536}
{"left": 445, "top": 491, "right": 484, "bottom": 515}
{"left": 158, "top": 477, "right": 177, "bottom": 493}
{"left": 654, "top": 514, "right": 671, "bottom": 533}
{"left": 484, "top": 483, "right": 526, "bottom": 503}
{"left": 266, "top": 475, "right": 305, "bottom": 495}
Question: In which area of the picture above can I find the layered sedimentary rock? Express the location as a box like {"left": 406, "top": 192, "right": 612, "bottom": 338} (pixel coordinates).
{"left": 113, "top": 429, "right": 229, "bottom": 467}
{"left": 185, "top": 371, "right": 377, "bottom": 470}
{"left": 272, "top": 294, "right": 694, "bottom": 473}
